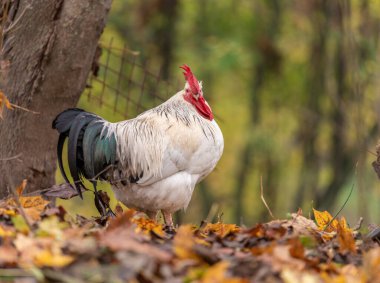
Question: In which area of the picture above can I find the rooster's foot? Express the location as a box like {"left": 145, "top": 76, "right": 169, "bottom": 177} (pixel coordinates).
{"left": 163, "top": 224, "right": 176, "bottom": 235}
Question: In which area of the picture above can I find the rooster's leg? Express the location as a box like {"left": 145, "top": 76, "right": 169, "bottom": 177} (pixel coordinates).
{"left": 162, "top": 211, "right": 175, "bottom": 233}
{"left": 146, "top": 211, "right": 158, "bottom": 222}
{"left": 92, "top": 181, "right": 115, "bottom": 218}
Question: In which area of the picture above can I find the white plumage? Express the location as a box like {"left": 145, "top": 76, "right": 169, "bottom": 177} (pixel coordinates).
{"left": 53, "top": 65, "right": 224, "bottom": 227}
{"left": 110, "top": 92, "right": 224, "bottom": 216}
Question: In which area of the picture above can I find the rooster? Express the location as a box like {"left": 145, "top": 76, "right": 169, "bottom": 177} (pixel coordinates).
{"left": 52, "top": 65, "right": 224, "bottom": 228}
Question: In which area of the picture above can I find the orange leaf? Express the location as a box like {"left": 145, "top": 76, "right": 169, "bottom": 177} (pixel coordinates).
{"left": 202, "top": 222, "right": 240, "bottom": 238}
{"left": 337, "top": 221, "right": 356, "bottom": 254}
{"left": 0, "top": 91, "right": 13, "bottom": 119}
{"left": 132, "top": 216, "right": 164, "bottom": 237}
{"left": 288, "top": 237, "right": 305, "bottom": 259}
{"left": 6, "top": 180, "right": 50, "bottom": 222}
{"left": 16, "top": 179, "right": 27, "bottom": 196}
{"left": 201, "top": 261, "right": 247, "bottom": 283}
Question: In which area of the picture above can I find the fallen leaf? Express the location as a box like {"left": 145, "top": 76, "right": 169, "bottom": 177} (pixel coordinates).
{"left": 16, "top": 179, "right": 27, "bottom": 196}
{"left": 132, "top": 216, "right": 164, "bottom": 237}
{"left": 0, "top": 90, "right": 13, "bottom": 119}
{"left": 34, "top": 249, "right": 74, "bottom": 268}
{"left": 6, "top": 180, "right": 50, "bottom": 223}
{"left": 337, "top": 221, "right": 356, "bottom": 254}
{"left": 201, "top": 261, "right": 247, "bottom": 283}
{"left": 288, "top": 237, "right": 305, "bottom": 259}
{"left": 202, "top": 222, "right": 240, "bottom": 238}
{"left": 37, "top": 216, "right": 69, "bottom": 239}
{"left": 173, "top": 225, "right": 200, "bottom": 261}
{"left": 11, "top": 214, "right": 30, "bottom": 234}
{"left": 281, "top": 268, "right": 320, "bottom": 283}
{"left": 245, "top": 223, "right": 266, "bottom": 238}
{"left": 0, "top": 207, "right": 16, "bottom": 216}
{"left": 42, "top": 183, "right": 84, "bottom": 199}
{"left": 0, "top": 224, "right": 15, "bottom": 237}
{"left": 313, "top": 208, "right": 337, "bottom": 232}
{"left": 0, "top": 245, "right": 18, "bottom": 266}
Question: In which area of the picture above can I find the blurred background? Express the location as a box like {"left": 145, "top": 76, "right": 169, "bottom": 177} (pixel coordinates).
{"left": 57, "top": 0, "right": 380, "bottom": 227}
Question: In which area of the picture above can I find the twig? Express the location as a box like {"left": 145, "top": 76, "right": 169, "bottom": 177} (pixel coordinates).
{"left": 3, "top": 2, "right": 32, "bottom": 35}
{"left": 0, "top": 268, "right": 35, "bottom": 278}
{"left": 90, "top": 164, "right": 114, "bottom": 181}
{"left": 42, "top": 269, "right": 86, "bottom": 283}
{"left": 260, "top": 175, "right": 275, "bottom": 219}
{"left": 10, "top": 103, "right": 40, "bottom": 114}
{"left": 367, "top": 150, "right": 377, "bottom": 156}
{"left": 323, "top": 162, "right": 357, "bottom": 231}
{"left": 353, "top": 217, "right": 363, "bottom": 231}
{"left": 0, "top": 153, "right": 22, "bottom": 161}
{"left": 205, "top": 203, "right": 220, "bottom": 223}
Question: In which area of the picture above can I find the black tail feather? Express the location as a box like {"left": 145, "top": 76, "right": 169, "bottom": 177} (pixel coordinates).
{"left": 52, "top": 108, "right": 117, "bottom": 200}
{"left": 67, "top": 113, "right": 101, "bottom": 198}
{"left": 52, "top": 108, "right": 85, "bottom": 133}
{"left": 57, "top": 134, "right": 71, "bottom": 185}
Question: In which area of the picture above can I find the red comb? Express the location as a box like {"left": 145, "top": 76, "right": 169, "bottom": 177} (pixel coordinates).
{"left": 180, "top": 64, "right": 200, "bottom": 94}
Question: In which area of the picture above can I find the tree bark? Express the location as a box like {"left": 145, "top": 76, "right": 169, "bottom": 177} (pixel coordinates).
{"left": 0, "top": 0, "right": 112, "bottom": 198}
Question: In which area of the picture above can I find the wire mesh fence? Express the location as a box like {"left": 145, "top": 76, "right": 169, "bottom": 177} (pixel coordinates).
{"left": 82, "top": 39, "right": 180, "bottom": 120}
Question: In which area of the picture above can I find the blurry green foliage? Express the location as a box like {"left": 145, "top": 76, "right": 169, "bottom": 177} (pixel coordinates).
{"left": 57, "top": 0, "right": 380, "bottom": 226}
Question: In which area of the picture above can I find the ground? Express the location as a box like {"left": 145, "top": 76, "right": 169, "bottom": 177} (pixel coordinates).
{"left": 0, "top": 182, "right": 379, "bottom": 283}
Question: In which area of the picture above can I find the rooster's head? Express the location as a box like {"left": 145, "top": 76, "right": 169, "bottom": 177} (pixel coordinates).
{"left": 180, "top": 64, "right": 213, "bottom": 121}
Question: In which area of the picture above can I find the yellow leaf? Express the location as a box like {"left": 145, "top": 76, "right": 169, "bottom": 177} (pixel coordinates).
{"left": 37, "top": 216, "right": 69, "bottom": 239}
{"left": 0, "top": 207, "right": 16, "bottom": 216}
{"left": 0, "top": 224, "right": 14, "bottom": 237}
{"left": 313, "top": 208, "right": 338, "bottom": 232}
{"left": 11, "top": 214, "right": 30, "bottom": 234}
{"left": 34, "top": 249, "right": 74, "bottom": 268}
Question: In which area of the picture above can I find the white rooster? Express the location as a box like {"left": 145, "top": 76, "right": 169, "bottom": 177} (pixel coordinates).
{"left": 52, "top": 65, "right": 224, "bottom": 228}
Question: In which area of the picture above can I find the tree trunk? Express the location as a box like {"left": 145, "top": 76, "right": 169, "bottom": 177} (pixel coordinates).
{"left": 0, "top": 0, "right": 112, "bottom": 198}
{"left": 294, "top": 0, "right": 329, "bottom": 210}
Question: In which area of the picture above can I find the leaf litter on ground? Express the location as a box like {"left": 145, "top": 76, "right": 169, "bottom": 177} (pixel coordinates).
{"left": 1, "top": 183, "right": 380, "bottom": 282}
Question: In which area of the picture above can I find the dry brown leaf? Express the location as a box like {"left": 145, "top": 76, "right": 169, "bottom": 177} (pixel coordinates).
{"left": 0, "top": 245, "right": 18, "bottom": 266}
{"left": 362, "top": 247, "right": 380, "bottom": 282}
{"left": 100, "top": 225, "right": 172, "bottom": 262}
{"left": 245, "top": 223, "right": 266, "bottom": 238}
{"left": 288, "top": 237, "right": 305, "bottom": 259}
{"left": 251, "top": 243, "right": 275, "bottom": 256}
